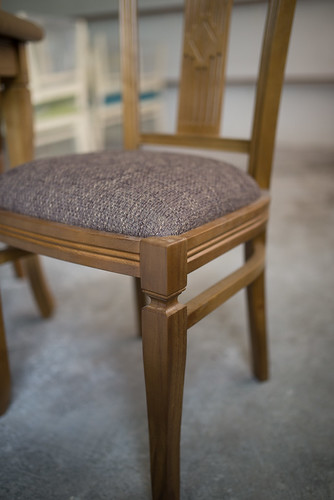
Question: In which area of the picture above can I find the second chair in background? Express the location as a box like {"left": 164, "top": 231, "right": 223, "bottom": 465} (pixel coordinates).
{"left": 23, "top": 13, "right": 92, "bottom": 154}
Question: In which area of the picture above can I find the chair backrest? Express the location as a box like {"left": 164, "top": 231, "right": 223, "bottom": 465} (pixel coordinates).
{"left": 120, "top": 0, "right": 296, "bottom": 190}
{"left": 16, "top": 13, "right": 91, "bottom": 153}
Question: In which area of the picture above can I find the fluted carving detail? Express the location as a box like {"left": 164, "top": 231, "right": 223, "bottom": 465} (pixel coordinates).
{"left": 177, "top": 0, "right": 233, "bottom": 136}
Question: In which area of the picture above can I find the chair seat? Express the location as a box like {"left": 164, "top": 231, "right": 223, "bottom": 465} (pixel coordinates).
{"left": 0, "top": 150, "right": 260, "bottom": 238}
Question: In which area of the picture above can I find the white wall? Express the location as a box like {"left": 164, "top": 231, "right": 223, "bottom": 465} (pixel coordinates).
{"left": 137, "top": 0, "right": 334, "bottom": 149}
{"left": 3, "top": 0, "right": 334, "bottom": 149}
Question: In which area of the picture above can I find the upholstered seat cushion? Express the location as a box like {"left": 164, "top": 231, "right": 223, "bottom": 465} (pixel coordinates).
{"left": 0, "top": 150, "right": 261, "bottom": 238}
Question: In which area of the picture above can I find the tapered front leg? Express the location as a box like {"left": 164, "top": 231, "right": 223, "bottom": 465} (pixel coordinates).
{"left": 142, "top": 297, "right": 187, "bottom": 500}
{"left": 245, "top": 233, "right": 269, "bottom": 381}
{"left": 0, "top": 289, "right": 11, "bottom": 415}
{"left": 141, "top": 237, "right": 187, "bottom": 500}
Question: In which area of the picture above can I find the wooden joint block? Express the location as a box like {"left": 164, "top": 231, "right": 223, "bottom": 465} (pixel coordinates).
{"left": 140, "top": 236, "right": 187, "bottom": 299}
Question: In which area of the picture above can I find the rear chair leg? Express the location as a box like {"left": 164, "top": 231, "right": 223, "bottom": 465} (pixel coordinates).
{"left": 0, "top": 289, "right": 11, "bottom": 415}
{"left": 245, "top": 234, "right": 269, "bottom": 381}
{"left": 23, "top": 255, "right": 54, "bottom": 318}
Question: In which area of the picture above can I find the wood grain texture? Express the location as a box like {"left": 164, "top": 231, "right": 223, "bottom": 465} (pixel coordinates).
{"left": 185, "top": 194, "right": 269, "bottom": 272}
{"left": 177, "top": 0, "right": 233, "bottom": 136}
{"left": 142, "top": 299, "right": 187, "bottom": 500}
{"left": 248, "top": 0, "right": 297, "bottom": 189}
{"left": 0, "top": 210, "right": 141, "bottom": 276}
{"left": 141, "top": 237, "right": 187, "bottom": 299}
{"left": 141, "top": 236, "right": 187, "bottom": 500}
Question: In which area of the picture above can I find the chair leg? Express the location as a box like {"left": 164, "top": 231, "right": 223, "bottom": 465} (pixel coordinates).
{"left": 2, "top": 51, "right": 54, "bottom": 320}
{"left": 142, "top": 298, "right": 187, "bottom": 500}
{"left": 0, "top": 289, "right": 11, "bottom": 415}
{"left": 134, "top": 277, "right": 146, "bottom": 337}
{"left": 23, "top": 255, "right": 54, "bottom": 319}
{"left": 140, "top": 236, "right": 187, "bottom": 500}
{"left": 245, "top": 234, "right": 269, "bottom": 381}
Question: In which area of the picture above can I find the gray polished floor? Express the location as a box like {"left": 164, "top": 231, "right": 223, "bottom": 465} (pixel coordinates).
{"left": 0, "top": 148, "right": 333, "bottom": 499}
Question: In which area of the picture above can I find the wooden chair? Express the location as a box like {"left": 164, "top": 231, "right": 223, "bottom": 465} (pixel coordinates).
{"left": 0, "top": 1, "right": 296, "bottom": 499}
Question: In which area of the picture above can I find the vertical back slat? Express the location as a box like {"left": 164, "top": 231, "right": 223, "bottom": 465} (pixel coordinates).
{"left": 177, "top": 0, "right": 233, "bottom": 136}
{"left": 120, "top": 0, "right": 140, "bottom": 150}
{"left": 248, "top": 0, "right": 296, "bottom": 189}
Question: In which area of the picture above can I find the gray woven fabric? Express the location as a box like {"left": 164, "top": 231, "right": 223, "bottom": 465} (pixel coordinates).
{"left": 0, "top": 150, "right": 261, "bottom": 237}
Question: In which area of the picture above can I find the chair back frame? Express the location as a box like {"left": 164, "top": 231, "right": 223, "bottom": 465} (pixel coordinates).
{"left": 0, "top": 5, "right": 296, "bottom": 498}
{"left": 120, "top": 0, "right": 296, "bottom": 189}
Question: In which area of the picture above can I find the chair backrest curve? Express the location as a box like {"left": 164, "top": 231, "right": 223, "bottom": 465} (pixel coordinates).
{"left": 119, "top": 0, "right": 296, "bottom": 190}
{"left": 248, "top": 0, "right": 296, "bottom": 189}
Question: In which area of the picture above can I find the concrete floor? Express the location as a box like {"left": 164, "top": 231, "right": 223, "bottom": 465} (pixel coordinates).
{"left": 0, "top": 147, "right": 333, "bottom": 499}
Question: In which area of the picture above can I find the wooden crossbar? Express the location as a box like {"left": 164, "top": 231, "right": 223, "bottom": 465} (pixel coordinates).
{"left": 0, "top": 247, "right": 32, "bottom": 265}
{"left": 140, "top": 133, "right": 251, "bottom": 154}
{"left": 186, "top": 240, "right": 265, "bottom": 329}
